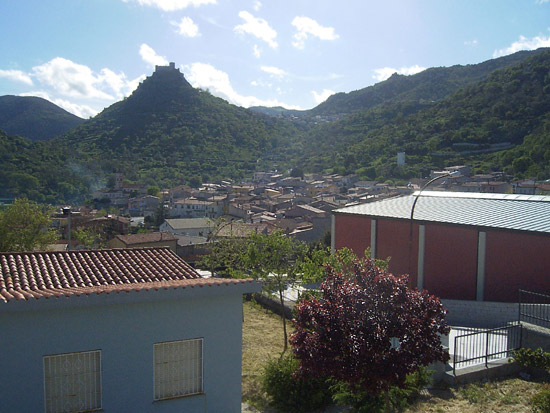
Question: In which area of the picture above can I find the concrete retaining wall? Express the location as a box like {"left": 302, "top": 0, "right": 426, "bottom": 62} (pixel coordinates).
{"left": 443, "top": 299, "right": 518, "bottom": 328}
{"left": 521, "top": 322, "right": 550, "bottom": 352}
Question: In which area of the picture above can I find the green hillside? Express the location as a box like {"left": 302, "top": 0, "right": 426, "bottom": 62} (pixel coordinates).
{"left": 0, "top": 129, "right": 89, "bottom": 203}
{"left": 0, "top": 49, "right": 549, "bottom": 204}
{"left": 57, "top": 65, "right": 299, "bottom": 190}
{"left": 295, "top": 49, "right": 550, "bottom": 181}
{"left": 0, "top": 95, "right": 85, "bottom": 141}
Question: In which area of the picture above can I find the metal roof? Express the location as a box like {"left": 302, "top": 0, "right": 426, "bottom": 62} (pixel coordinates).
{"left": 334, "top": 191, "right": 550, "bottom": 234}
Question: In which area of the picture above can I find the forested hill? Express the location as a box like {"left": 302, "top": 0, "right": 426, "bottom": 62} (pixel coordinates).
{"left": 295, "top": 48, "right": 550, "bottom": 181}
{"left": 0, "top": 95, "right": 85, "bottom": 141}
{"left": 1, "top": 49, "right": 549, "bottom": 204}
{"left": 0, "top": 129, "right": 89, "bottom": 203}
{"left": 308, "top": 49, "right": 543, "bottom": 117}
{"left": 250, "top": 49, "right": 544, "bottom": 120}
{"left": 56, "top": 64, "right": 299, "bottom": 190}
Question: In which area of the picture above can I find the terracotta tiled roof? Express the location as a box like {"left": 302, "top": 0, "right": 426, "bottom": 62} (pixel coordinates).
{"left": 0, "top": 247, "right": 251, "bottom": 303}
{"left": 114, "top": 232, "right": 178, "bottom": 245}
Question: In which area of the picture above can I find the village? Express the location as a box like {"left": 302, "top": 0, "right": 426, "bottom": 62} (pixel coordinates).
{"left": 52, "top": 166, "right": 548, "bottom": 263}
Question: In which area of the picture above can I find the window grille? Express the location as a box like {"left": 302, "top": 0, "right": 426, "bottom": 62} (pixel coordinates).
{"left": 154, "top": 338, "right": 203, "bottom": 400}
{"left": 43, "top": 350, "right": 101, "bottom": 413}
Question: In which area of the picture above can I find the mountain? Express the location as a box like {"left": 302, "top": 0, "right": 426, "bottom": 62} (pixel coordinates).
{"left": 0, "top": 95, "right": 85, "bottom": 141}
{"left": 1, "top": 50, "right": 549, "bottom": 204}
{"left": 251, "top": 49, "right": 545, "bottom": 121}
{"left": 295, "top": 48, "right": 550, "bottom": 181}
{"left": 56, "top": 63, "right": 298, "bottom": 191}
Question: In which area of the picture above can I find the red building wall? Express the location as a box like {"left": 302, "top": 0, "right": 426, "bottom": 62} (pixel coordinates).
{"left": 423, "top": 225, "right": 478, "bottom": 300}
{"left": 333, "top": 214, "right": 371, "bottom": 258}
{"left": 485, "top": 230, "right": 550, "bottom": 301}
{"left": 334, "top": 212, "right": 550, "bottom": 302}
{"left": 376, "top": 219, "right": 419, "bottom": 287}
{"left": 334, "top": 215, "right": 419, "bottom": 287}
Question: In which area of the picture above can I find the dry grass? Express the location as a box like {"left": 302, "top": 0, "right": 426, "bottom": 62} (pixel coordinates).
{"left": 406, "top": 378, "right": 544, "bottom": 412}
{"left": 241, "top": 299, "right": 545, "bottom": 412}
{"left": 242, "top": 299, "right": 287, "bottom": 408}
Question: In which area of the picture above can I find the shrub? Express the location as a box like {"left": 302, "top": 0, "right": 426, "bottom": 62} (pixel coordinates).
{"left": 261, "top": 354, "right": 332, "bottom": 412}
{"left": 330, "top": 367, "right": 433, "bottom": 412}
{"left": 513, "top": 348, "right": 550, "bottom": 370}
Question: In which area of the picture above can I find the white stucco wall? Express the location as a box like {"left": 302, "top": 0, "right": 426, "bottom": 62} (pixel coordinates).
{"left": 0, "top": 285, "right": 255, "bottom": 413}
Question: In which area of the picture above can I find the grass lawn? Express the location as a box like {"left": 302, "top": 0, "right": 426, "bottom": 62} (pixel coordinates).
{"left": 242, "top": 299, "right": 547, "bottom": 412}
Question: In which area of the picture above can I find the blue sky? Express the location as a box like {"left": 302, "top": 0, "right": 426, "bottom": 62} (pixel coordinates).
{"left": 0, "top": 0, "right": 549, "bottom": 118}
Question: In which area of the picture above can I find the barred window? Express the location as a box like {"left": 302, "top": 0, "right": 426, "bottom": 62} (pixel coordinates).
{"left": 43, "top": 350, "right": 102, "bottom": 413}
{"left": 153, "top": 338, "right": 203, "bottom": 400}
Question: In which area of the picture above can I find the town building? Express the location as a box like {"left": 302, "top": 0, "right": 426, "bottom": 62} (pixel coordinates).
{"left": 108, "top": 231, "right": 178, "bottom": 253}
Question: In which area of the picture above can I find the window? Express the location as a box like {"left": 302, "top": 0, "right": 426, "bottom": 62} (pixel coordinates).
{"left": 154, "top": 338, "right": 203, "bottom": 400}
{"left": 43, "top": 350, "right": 102, "bottom": 413}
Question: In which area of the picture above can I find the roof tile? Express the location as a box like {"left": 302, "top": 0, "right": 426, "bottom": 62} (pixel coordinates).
{"left": 0, "top": 247, "right": 251, "bottom": 303}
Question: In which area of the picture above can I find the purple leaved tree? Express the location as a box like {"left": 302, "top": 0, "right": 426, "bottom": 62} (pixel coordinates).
{"left": 290, "top": 255, "right": 450, "bottom": 395}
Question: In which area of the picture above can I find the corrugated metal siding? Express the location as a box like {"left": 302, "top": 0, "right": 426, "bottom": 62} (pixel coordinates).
{"left": 335, "top": 191, "right": 550, "bottom": 234}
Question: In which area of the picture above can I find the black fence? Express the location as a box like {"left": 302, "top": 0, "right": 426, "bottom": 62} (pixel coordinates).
{"left": 452, "top": 323, "right": 522, "bottom": 375}
{"left": 519, "top": 289, "right": 550, "bottom": 329}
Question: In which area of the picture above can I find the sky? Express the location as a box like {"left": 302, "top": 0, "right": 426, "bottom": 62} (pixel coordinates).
{"left": 0, "top": 0, "right": 549, "bottom": 119}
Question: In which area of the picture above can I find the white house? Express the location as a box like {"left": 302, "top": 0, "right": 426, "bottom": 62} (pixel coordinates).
{"left": 0, "top": 247, "right": 259, "bottom": 412}
{"left": 160, "top": 218, "right": 215, "bottom": 237}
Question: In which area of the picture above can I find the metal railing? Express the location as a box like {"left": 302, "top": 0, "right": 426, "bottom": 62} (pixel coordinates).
{"left": 452, "top": 323, "right": 522, "bottom": 375}
{"left": 519, "top": 289, "right": 550, "bottom": 328}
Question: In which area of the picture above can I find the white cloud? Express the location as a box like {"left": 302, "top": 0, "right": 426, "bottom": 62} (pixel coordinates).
{"left": 372, "top": 65, "right": 426, "bottom": 82}
{"left": 253, "top": 0, "right": 262, "bottom": 11}
{"left": 183, "top": 62, "right": 300, "bottom": 109}
{"left": 253, "top": 44, "right": 261, "bottom": 58}
{"left": 464, "top": 39, "right": 479, "bottom": 46}
{"left": 20, "top": 91, "right": 98, "bottom": 118}
{"left": 260, "top": 66, "right": 288, "bottom": 78}
{"left": 172, "top": 16, "right": 200, "bottom": 37}
{"left": 234, "top": 11, "right": 278, "bottom": 49}
{"left": 312, "top": 89, "right": 335, "bottom": 104}
{"left": 22, "top": 57, "right": 144, "bottom": 117}
{"left": 122, "top": 0, "right": 216, "bottom": 11}
{"left": 493, "top": 34, "right": 550, "bottom": 58}
{"left": 0, "top": 69, "right": 33, "bottom": 86}
{"left": 139, "top": 43, "right": 169, "bottom": 68}
{"left": 291, "top": 16, "right": 339, "bottom": 49}
{"left": 32, "top": 58, "right": 114, "bottom": 100}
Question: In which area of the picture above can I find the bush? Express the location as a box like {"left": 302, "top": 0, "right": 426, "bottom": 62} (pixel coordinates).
{"left": 532, "top": 384, "right": 550, "bottom": 413}
{"left": 513, "top": 348, "right": 550, "bottom": 370}
{"left": 261, "top": 354, "right": 332, "bottom": 412}
{"left": 330, "top": 367, "right": 433, "bottom": 412}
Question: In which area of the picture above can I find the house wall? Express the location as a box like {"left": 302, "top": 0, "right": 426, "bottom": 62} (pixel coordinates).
{"left": 1, "top": 293, "right": 244, "bottom": 413}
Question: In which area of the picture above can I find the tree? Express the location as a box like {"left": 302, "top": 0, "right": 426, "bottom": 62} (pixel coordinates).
{"left": 241, "top": 230, "right": 307, "bottom": 354}
{"left": 0, "top": 198, "right": 58, "bottom": 252}
{"left": 197, "top": 236, "right": 248, "bottom": 278}
{"left": 290, "top": 255, "right": 449, "bottom": 397}
{"left": 73, "top": 228, "right": 106, "bottom": 249}
{"left": 147, "top": 185, "right": 160, "bottom": 196}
